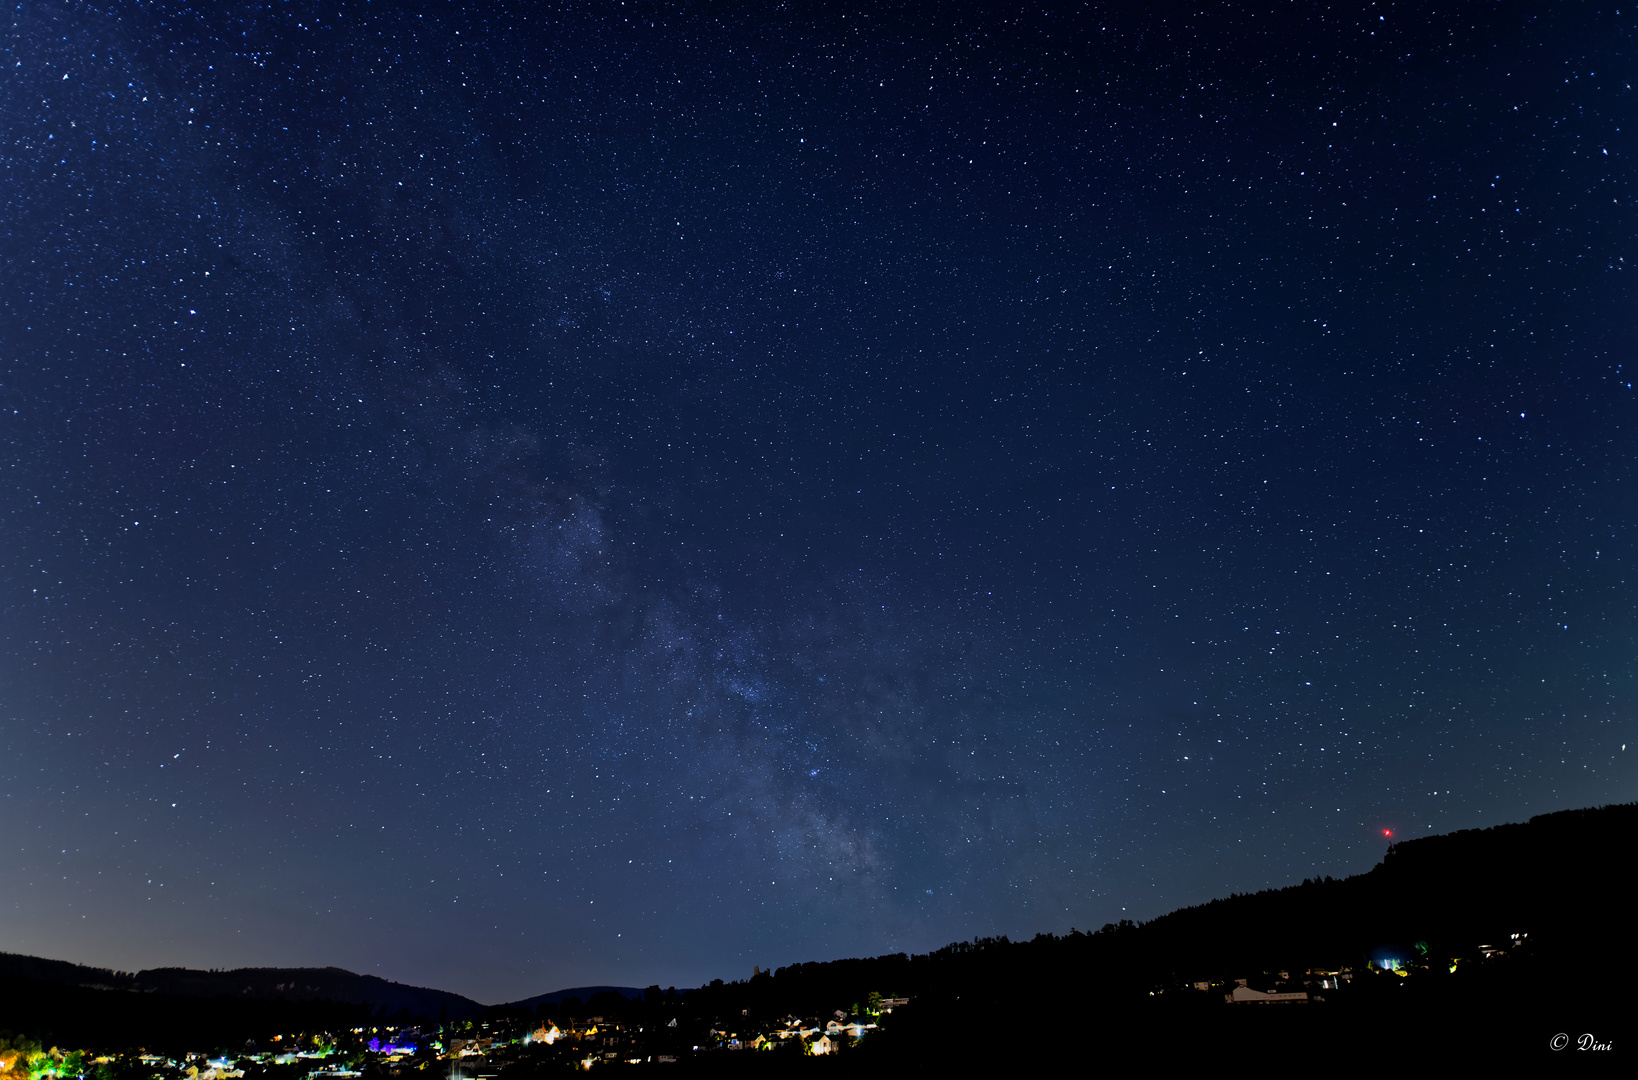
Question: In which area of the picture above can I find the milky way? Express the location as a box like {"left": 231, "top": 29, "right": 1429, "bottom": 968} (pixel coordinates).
{"left": 1, "top": 3, "right": 1633, "bottom": 1001}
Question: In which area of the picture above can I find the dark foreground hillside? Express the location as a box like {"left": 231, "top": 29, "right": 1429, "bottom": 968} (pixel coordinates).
{"left": 659, "top": 803, "right": 1635, "bottom": 1068}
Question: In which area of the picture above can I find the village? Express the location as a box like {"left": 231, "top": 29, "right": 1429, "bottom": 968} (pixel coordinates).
{"left": 0, "top": 993, "right": 913, "bottom": 1077}
{"left": 5, "top": 963, "right": 1439, "bottom": 1078}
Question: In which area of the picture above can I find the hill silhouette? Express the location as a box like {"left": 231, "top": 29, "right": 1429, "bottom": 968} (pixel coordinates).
{"left": 662, "top": 803, "right": 1635, "bottom": 1066}
{"left": 0, "top": 954, "right": 484, "bottom": 1020}
{"left": 501, "top": 985, "right": 643, "bottom": 1011}
{"left": 0, "top": 956, "right": 485, "bottom": 1050}
{"left": 131, "top": 966, "right": 484, "bottom": 1020}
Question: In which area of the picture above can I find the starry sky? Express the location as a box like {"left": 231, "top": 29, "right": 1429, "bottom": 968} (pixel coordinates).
{"left": 2, "top": 1, "right": 1634, "bottom": 1003}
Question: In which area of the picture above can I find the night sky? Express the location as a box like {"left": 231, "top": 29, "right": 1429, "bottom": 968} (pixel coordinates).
{"left": 3, "top": 2, "right": 1634, "bottom": 1003}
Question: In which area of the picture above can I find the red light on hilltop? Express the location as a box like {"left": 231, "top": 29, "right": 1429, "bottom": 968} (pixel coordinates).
{"left": 1382, "top": 828, "right": 1393, "bottom": 838}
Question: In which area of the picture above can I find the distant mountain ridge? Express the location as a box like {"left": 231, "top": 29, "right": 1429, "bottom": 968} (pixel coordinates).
{"left": 137, "top": 967, "right": 485, "bottom": 1020}
{"left": 501, "top": 985, "right": 644, "bottom": 1010}
{"left": 0, "top": 953, "right": 137, "bottom": 991}
{"left": 0, "top": 951, "right": 648, "bottom": 1023}
{"left": 0, "top": 955, "right": 485, "bottom": 1020}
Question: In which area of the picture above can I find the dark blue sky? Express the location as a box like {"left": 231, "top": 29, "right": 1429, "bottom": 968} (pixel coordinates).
{"left": 2, "top": 1, "right": 1633, "bottom": 1002}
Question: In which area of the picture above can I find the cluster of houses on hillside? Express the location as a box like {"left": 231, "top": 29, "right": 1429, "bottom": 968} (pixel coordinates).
{"left": 1200, "top": 972, "right": 1354, "bottom": 1004}
{"left": 704, "top": 1009, "right": 893, "bottom": 1056}
{"left": 521, "top": 997, "right": 908, "bottom": 1059}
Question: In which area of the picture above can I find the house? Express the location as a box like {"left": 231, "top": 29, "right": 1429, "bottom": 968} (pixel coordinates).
{"left": 809, "top": 1036, "right": 834, "bottom": 1056}
{"left": 1226, "top": 985, "right": 1309, "bottom": 1004}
